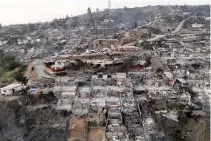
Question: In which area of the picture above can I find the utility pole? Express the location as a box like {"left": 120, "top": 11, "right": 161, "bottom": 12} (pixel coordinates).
{"left": 87, "top": 7, "right": 94, "bottom": 27}
{"left": 108, "top": 0, "right": 111, "bottom": 11}
{"left": 106, "top": 0, "right": 111, "bottom": 37}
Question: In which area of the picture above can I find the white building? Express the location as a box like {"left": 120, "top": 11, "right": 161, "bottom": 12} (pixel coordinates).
{"left": 55, "top": 60, "right": 70, "bottom": 68}
{"left": 1, "top": 83, "right": 23, "bottom": 95}
{"left": 191, "top": 24, "right": 203, "bottom": 28}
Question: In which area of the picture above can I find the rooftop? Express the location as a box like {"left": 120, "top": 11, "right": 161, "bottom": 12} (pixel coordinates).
{"left": 1, "top": 83, "right": 22, "bottom": 90}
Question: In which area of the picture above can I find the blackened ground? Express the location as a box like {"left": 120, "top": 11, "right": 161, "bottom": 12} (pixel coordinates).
{"left": 0, "top": 95, "right": 68, "bottom": 141}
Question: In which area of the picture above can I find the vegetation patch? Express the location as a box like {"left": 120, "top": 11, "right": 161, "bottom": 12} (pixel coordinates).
{"left": 2, "top": 65, "right": 27, "bottom": 83}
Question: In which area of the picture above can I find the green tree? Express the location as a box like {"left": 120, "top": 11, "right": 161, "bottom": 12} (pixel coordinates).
{"left": 121, "top": 56, "right": 138, "bottom": 70}
{"left": 124, "top": 7, "right": 128, "bottom": 11}
{"left": 74, "top": 59, "right": 85, "bottom": 70}
{"left": 144, "top": 57, "right": 151, "bottom": 67}
{"left": 0, "top": 55, "right": 20, "bottom": 71}
{"left": 141, "top": 41, "right": 153, "bottom": 50}
{"left": 14, "top": 73, "right": 28, "bottom": 85}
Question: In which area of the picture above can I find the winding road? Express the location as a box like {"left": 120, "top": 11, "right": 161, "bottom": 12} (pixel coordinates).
{"left": 147, "top": 16, "right": 192, "bottom": 41}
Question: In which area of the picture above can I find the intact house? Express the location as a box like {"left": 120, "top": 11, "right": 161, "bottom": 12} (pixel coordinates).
{"left": 1, "top": 83, "right": 23, "bottom": 95}
{"left": 86, "top": 59, "right": 114, "bottom": 68}
{"left": 44, "top": 60, "right": 68, "bottom": 75}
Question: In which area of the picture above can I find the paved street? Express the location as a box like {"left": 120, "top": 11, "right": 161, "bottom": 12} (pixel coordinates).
{"left": 34, "top": 59, "right": 54, "bottom": 79}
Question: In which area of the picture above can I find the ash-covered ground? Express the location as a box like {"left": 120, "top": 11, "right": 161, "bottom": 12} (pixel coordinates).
{"left": 0, "top": 94, "right": 69, "bottom": 141}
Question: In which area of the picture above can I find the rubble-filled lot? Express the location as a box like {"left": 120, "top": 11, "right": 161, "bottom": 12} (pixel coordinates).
{"left": 0, "top": 95, "right": 68, "bottom": 141}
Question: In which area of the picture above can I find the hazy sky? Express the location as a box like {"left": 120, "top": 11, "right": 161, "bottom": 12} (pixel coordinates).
{"left": 0, "top": 0, "right": 209, "bottom": 25}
